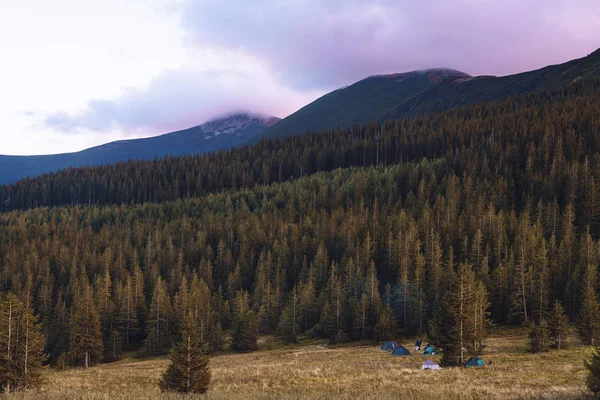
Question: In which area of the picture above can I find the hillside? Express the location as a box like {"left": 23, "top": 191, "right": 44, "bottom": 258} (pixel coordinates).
{"left": 0, "top": 113, "right": 279, "bottom": 184}
{"left": 261, "top": 68, "right": 469, "bottom": 139}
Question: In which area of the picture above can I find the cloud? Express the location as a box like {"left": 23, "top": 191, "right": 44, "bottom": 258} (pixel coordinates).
{"left": 36, "top": 0, "right": 600, "bottom": 149}
{"left": 180, "top": 0, "right": 600, "bottom": 89}
{"left": 44, "top": 49, "right": 323, "bottom": 137}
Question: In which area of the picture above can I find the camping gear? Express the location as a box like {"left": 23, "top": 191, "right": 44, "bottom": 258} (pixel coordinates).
{"left": 391, "top": 346, "right": 411, "bottom": 356}
{"left": 421, "top": 360, "right": 442, "bottom": 370}
{"left": 422, "top": 345, "right": 438, "bottom": 355}
{"left": 381, "top": 341, "right": 398, "bottom": 351}
{"left": 464, "top": 357, "right": 486, "bottom": 368}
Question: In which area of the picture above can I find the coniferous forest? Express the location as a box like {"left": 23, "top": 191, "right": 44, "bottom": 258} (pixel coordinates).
{"left": 1, "top": 78, "right": 600, "bottom": 375}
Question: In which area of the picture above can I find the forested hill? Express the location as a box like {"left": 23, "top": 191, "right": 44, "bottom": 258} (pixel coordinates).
{"left": 2, "top": 78, "right": 600, "bottom": 217}
{"left": 1, "top": 77, "right": 600, "bottom": 364}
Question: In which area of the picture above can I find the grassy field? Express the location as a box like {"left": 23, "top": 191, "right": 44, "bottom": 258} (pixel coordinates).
{"left": 7, "top": 329, "right": 595, "bottom": 400}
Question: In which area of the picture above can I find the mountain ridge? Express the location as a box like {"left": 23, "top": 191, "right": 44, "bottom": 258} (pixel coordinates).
{"left": 0, "top": 113, "right": 279, "bottom": 184}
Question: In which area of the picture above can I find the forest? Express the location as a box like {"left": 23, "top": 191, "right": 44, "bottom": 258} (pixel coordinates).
{"left": 0, "top": 78, "right": 600, "bottom": 378}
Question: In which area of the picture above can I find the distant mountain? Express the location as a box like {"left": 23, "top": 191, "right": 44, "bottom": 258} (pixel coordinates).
{"left": 384, "top": 48, "right": 600, "bottom": 120}
{"left": 261, "top": 68, "right": 470, "bottom": 139}
{"left": 262, "top": 49, "right": 600, "bottom": 140}
{"left": 0, "top": 113, "right": 279, "bottom": 184}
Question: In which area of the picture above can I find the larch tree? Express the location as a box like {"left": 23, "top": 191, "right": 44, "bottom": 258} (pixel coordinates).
{"left": 0, "top": 293, "right": 46, "bottom": 392}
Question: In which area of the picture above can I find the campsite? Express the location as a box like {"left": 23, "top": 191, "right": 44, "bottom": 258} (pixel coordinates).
{"left": 5, "top": 328, "right": 594, "bottom": 400}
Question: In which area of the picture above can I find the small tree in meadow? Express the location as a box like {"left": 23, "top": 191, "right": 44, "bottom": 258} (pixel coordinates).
{"left": 160, "top": 312, "right": 210, "bottom": 394}
{"left": 529, "top": 319, "right": 551, "bottom": 353}
{"left": 548, "top": 301, "right": 569, "bottom": 350}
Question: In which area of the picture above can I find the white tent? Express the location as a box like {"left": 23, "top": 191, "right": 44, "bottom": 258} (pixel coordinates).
{"left": 421, "top": 360, "right": 442, "bottom": 370}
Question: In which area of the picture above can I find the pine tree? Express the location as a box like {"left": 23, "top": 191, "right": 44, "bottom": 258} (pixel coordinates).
{"left": 585, "top": 345, "right": 600, "bottom": 397}
{"left": 548, "top": 301, "right": 569, "bottom": 350}
{"left": 577, "top": 264, "right": 600, "bottom": 346}
{"left": 160, "top": 312, "right": 210, "bottom": 394}
{"left": 69, "top": 280, "right": 103, "bottom": 368}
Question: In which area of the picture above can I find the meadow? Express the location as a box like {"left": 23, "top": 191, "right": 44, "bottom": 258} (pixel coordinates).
{"left": 5, "top": 328, "right": 595, "bottom": 400}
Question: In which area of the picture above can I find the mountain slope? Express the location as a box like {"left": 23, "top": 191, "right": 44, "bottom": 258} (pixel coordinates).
{"left": 261, "top": 69, "right": 469, "bottom": 139}
{"left": 384, "top": 48, "right": 600, "bottom": 119}
{"left": 0, "top": 113, "right": 279, "bottom": 184}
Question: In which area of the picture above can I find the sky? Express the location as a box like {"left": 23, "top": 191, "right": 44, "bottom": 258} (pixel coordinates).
{"left": 1, "top": 0, "right": 599, "bottom": 155}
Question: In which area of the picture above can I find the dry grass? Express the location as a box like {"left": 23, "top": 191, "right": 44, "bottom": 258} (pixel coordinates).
{"left": 6, "top": 329, "right": 595, "bottom": 400}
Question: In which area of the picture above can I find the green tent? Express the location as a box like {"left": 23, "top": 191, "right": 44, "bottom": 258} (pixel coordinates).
{"left": 422, "top": 345, "right": 438, "bottom": 355}
{"left": 391, "top": 346, "right": 411, "bottom": 356}
{"left": 464, "top": 357, "right": 486, "bottom": 368}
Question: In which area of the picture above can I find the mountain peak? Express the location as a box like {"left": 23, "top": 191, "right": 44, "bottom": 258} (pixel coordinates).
{"left": 200, "top": 112, "right": 280, "bottom": 140}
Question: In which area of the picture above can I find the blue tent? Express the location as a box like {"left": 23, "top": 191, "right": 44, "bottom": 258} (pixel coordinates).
{"left": 391, "top": 346, "right": 411, "bottom": 356}
{"left": 464, "top": 357, "right": 486, "bottom": 368}
{"left": 422, "top": 345, "right": 438, "bottom": 355}
{"left": 381, "top": 341, "right": 398, "bottom": 351}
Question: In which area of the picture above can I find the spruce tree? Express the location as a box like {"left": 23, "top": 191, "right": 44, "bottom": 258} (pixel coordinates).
{"left": 577, "top": 264, "right": 600, "bottom": 346}
{"left": 528, "top": 319, "right": 551, "bottom": 353}
{"left": 69, "top": 280, "right": 103, "bottom": 368}
{"left": 374, "top": 305, "right": 397, "bottom": 342}
{"left": 548, "top": 301, "right": 569, "bottom": 350}
{"left": 160, "top": 312, "right": 210, "bottom": 394}
{"left": 585, "top": 345, "right": 600, "bottom": 397}
{"left": 230, "top": 291, "right": 258, "bottom": 352}
{"left": 276, "top": 288, "right": 299, "bottom": 343}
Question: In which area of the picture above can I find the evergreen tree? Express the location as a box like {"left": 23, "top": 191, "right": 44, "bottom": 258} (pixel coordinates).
{"left": 374, "top": 305, "right": 397, "bottom": 342}
{"left": 577, "top": 264, "right": 600, "bottom": 346}
{"left": 585, "top": 345, "right": 600, "bottom": 397}
{"left": 0, "top": 293, "right": 46, "bottom": 392}
{"left": 160, "top": 312, "right": 210, "bottom": 394}
{"left": 276, "top": 288, "right": 299, "bottom": 343}
{"left": 143, "top": 277, "right": 171, "bottom": 356}
{"left": 528, "top": 319, "right": 551, "bottom": 353}
{"left": 69, "top": 280, "right": 103, "bottom": 368}
{"left": 230, "top": 291, "right": 258, "bottom": 352}
{"left": 548, "top": 301, "right": 569, "bottom": 350}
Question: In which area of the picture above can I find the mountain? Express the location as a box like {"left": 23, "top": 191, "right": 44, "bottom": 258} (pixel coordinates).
{"left": 0, "top": 113, "right": 279, "bottom": 184}
{"left": 261, "top": 68, "right": 470, "bottom": 139}
{"left": 262, "top": 49, "right": 600, "bottom": 140}
{"left": 384, "top": 48, "right": 600, "bottom": 120}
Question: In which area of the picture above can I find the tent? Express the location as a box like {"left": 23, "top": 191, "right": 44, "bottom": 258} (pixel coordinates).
{"left": 381, "top": 341, "right": 398, "bottom": 351}
{"left": 421, "top": 360, "right": 442, "bottom": 370}
{"left": 464, "top": 357, "right": 486, "bottom": 368}
{"left": 422, "top": 345, "right": 438, "bottom": 355}
{"left": 391, "top": 346, "right": 411, "bottom": 356}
